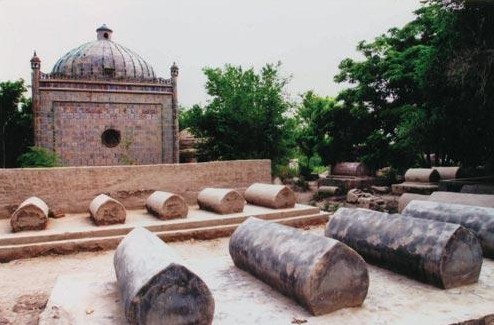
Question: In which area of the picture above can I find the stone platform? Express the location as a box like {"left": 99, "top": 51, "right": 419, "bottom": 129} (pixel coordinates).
{"left": 391, "top": 182, "right": 439, "bottom": 195}
{"left": 319, "top": 176, "right": 382, "bottom": 192}
{"left": 39, "top": 253, "right": 494, "bottom": 325}
{"left": 0, "top": 204, "right": 328, "bottom": 262}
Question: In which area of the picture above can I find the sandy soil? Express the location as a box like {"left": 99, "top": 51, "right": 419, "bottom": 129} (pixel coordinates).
{"left": 1, "top": 224, "right": 494, "bottom": 325}
{"left": 0, "top": 235, "right": 229, "bottom": 324}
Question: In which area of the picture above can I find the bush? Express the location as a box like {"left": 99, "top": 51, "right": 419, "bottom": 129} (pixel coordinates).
{"left": 17, "top": 147, "right": 60, "bottom": 168}
{"left": 273, "top": 164, "right": 298, "bottom": 181}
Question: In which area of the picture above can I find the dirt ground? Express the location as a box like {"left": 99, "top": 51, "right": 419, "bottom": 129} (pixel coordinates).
{"left": 1, "top": 224, "right": 494, "bottom": 325}
{"left": 0, "top": 235, "right": 229, "bottom": 324}
{"left": 1, "top": 185, "right": 490, "bottom": 324}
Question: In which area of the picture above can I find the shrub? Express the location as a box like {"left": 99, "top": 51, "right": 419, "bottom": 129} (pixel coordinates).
{"left": 17, "top": 146, "right": 60, "bottom": 168}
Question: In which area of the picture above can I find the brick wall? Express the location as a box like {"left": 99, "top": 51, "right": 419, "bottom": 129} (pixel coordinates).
{"left": 0, "top": 160, "right": 271, "bottom": 219}
{"left": 37, "top": 79, "right": 174, "bottom": 166}
{"left": 53, "top": 102, "right": 163, "bottom": 166}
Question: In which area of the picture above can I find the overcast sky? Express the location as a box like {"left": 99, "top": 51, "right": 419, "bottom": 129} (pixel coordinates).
{"left": 0, "top": 0, "right": 420, "bottom": 107}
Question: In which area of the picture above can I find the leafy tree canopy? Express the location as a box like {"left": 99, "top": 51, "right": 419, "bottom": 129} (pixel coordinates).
{"left": 182, "top": 63, "right": 295, "bottom": 167}
{"left": 0, "top": 79, "right": 33, "bottom": 168}
{"left": 328, "top": 0, "right": 494, "bottom": 170}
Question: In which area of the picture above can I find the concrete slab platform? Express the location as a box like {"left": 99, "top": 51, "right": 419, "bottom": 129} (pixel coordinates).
{"left": 319, "top": 176, "right": 382, "bottom": 192}
{"left": 0, "top": 204, "right": 328, "bottom": 262}
{"left": 39, "top": 256, "right": 494, "bottom": 325}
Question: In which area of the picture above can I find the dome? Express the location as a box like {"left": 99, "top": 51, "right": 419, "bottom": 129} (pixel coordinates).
{"left": 51, "top": 25, "right": 156, "bottom": 80}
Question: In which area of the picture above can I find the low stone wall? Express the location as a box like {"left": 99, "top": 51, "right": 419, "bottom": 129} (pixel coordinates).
{"left": 0, "top": 160, "right": 271, "bottom": 219}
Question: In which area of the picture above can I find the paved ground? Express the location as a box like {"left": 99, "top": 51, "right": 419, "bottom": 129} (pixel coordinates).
{"left": 1, "top": 225, "right": 493, "bottom": 325}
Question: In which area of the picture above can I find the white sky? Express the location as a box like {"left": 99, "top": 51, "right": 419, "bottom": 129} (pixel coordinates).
{"left": 0, "top": 0, "right": 420, "bottom": 107}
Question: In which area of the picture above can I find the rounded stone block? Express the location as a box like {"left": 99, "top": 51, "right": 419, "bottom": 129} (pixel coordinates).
{"left": 429, "top": 191, "right": 494, "bottom": 208}
{"left": 89, "top": 194, "right": 126, "bottom": 226}
{"left": 229, "top": 217, "right": 369, "bottom": 315}
{"left": 433, "top": 167, "right": 462, "bottom": 180}
{"left": 404, "top": 168, "right": 440, "bottom": 183}
{"left": 114, "top": 227, "right": 215, "bottom": 325}
{"left": 402, "top": 200, "right": 494, "bottom": 258}
{"left": 398, "top": 193, "right": 430, "bottom": 213}
{"left": 244, "top": 183, "right": 296, "bottom": 209}
{"left": 146, "top": 191, "right": 188, "bottom": 220}
{"left": 11, "top": 196, "right": 49, "bottom": 233}
{"left": 332, "top": 162, "right": 370, "bottom": 177}
{"left": 318, "top": 186, "right": 341, "bottom": 196}
{"left": 197, "top": 188, "right": 244, "bottom": 214}
{"left": 325, "top": 208, "right": 483, "bottom": 289}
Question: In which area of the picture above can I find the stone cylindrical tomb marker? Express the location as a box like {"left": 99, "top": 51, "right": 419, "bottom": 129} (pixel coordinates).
{"left": 197, "top": 188, "right": 244, "bottom": 214}
{"left": 318, "top": 186, "right": 341, "bottom": 196}
{"left": 11, "top": 196, "right": 49, "bottom": 232}
{"left": 244, "top": 183, "right": 296, "bottom": 209}
{"left": 397, "top": 193, "right": 429, "bottom": 212}
{"left": 404, "top": 168, "right": 440, "bottom": 183}
{"left": 229, "top": 217, "right": 369, "bottom": 315}
{"left": 402, "top": 200, "right": 494, "bottom": 258}
{"left": 146, "top": 191, "right": 188, "bottom": 220}
{"left": 89, "top": 194, "right": 126, "bottom": 226}
{"left": 433, "top": 166, "right": 462, "bottom": 180}
{"left": 332, "top": 162, "right": 370, "bottom": 176}
{"left": 325, "top": 208, "right": 483, "bottom": 289}
{"left": 428, "top": 191, "right": 494, "bottom": 209}
{"left": 114, "top": 227, "right": 215, "bottom": 325}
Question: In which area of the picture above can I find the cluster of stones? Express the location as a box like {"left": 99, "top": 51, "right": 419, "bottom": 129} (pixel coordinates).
{"left": 9, "top": 183, "right": 296, "bottom": 233}
{"left": 112, "top": 195, "right": 493, "bottom": 322}
{"left": 111, "top": 184, "right": 298, "bottom": 323}
{"left": 11, "top": 178, "right": 493, "bottom": 322}
{"left": 318, "top": 162, "right": 379, "bottom": 192}
{"left": 392, "top": 167, "right": 462, "bottom": 195}
{"left": 346, "top": 188, "right": 386, "bottom": 210}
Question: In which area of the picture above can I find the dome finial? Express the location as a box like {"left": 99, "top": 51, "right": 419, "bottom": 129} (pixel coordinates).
{"left": 96, "top": 24, "right": 113, "bottom": 41}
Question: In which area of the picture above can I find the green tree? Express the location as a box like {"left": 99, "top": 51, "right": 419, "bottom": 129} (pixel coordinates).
{"left": 333, "top": 1, "right": 494, "bottom": 170}
{"left": 179, "top": 105, "right": 203, "bottom": 131}
{"left": 185, "top": 63, "right": 295, "bottom": 166}
{"left": 0, "top": 80, "right": 33, "bottom": 168}
{"left": 295, "top": 91, "right": 372, "bottom": 168}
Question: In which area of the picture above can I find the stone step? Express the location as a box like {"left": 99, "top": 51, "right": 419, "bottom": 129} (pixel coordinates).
{"left": 0, "top": 212, "right": 329, "bottom": 263}
{"left": 0, "top": 204, "right": 320, "bottom": 247}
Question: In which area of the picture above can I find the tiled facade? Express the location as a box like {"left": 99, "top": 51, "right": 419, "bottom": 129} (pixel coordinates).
{"left": 30, "top": 25, "right": 179, "bottom": 166}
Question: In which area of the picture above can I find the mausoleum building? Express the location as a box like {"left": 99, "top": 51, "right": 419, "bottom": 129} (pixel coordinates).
{"left": 30, "top": 25, "right": 179, "bottom": 166}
